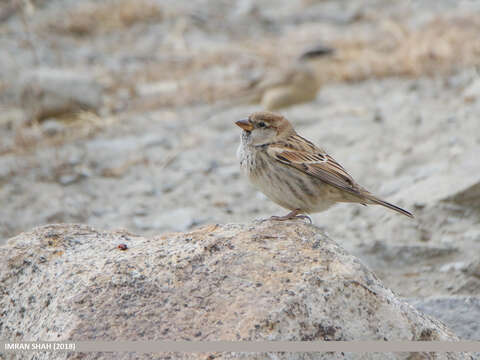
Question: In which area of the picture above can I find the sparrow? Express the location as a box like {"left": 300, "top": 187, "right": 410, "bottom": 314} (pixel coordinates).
{"left": 235, "top": 111, "right": 413, "bottom": 221}
{"left": 239, "top": 45, "right": 334, "bottom": 111}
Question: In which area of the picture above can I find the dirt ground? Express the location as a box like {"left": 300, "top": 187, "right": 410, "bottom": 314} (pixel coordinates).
{"left": 1, "top": 0, "right": 480, "bottom": 318}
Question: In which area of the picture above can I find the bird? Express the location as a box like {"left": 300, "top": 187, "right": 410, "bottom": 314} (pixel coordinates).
{"left": 239, "top": 45, "right": 334, "bottom": 111}
{"left": 235, "top": 111, "right": 413, "bottom": 222}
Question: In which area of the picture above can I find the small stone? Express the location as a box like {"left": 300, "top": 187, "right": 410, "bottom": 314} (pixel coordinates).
{"left": 463, "top": 260, "right": 480, "bottom": 279}
{"left": 18, "top": 68, "right": 104, "bottom": 122}
{"left": 439, "top": 262, "right": 467, "bottom": 273}
{"left": 41, "top": 119, "right": 66, "bottom": 136}
{"left": 373, "top": 109, "right": 383, "bottom": 123}
{"left": 58, "top": 173, "right": 85, "bottom": 186}
{"left": 463, "top": 78, "right": 480, "bottom": 102}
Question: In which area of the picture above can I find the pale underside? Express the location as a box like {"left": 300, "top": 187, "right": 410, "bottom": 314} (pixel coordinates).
{"left": 237, "top": 138, "right": 365, "bottom": 213}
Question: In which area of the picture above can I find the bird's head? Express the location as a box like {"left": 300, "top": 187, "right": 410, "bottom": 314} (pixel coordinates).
{"left": 235, "top": 112, "right": 295, "bottom": 146}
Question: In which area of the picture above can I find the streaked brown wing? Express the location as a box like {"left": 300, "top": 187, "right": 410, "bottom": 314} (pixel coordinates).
{"left": 267, "top": 136, "right": 365, "bottom": 197}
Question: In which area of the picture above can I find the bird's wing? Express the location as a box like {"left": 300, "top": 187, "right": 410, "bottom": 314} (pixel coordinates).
{"left": 266, "top": 135, "right": 366, "bottom": 197}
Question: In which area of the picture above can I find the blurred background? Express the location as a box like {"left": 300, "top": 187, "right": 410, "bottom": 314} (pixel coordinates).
{"left": 1, "top": 0, "right": 480, "bottom": 334}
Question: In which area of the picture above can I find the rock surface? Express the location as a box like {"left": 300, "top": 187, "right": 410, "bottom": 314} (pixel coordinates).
{"left": 0, "top": 222, "right": 473, "bottom": 360}
{"left": 18, "top": 68, "right": 104, "bottom": 122}
{"left": 407, "top": 296, "right": 480, "bottom": 341}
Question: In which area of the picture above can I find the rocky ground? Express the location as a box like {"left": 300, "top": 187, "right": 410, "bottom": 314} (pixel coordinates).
{"left": 1, "top": 0, "right": 480, "bottom": 341}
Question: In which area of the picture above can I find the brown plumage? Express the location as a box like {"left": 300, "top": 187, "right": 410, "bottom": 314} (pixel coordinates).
{"left": 235, "top": 111, "right": 413, "bottom": 221}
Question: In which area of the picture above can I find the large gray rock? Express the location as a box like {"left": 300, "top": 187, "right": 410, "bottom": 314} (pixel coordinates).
{"left": 0, "top": 222, "right": 472, "bottom": 360}
{"left": 407, "top": 296, "right": 480, "bottom": 340}
{"left": 394, "top": 149, "right": 480, "bottom": 208}
{"left": 18, "top": 68, "right": 104, "bottom": 122}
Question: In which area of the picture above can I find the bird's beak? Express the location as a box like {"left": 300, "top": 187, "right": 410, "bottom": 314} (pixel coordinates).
{"left": 235, "top": 119, "right": 253, "bottom": 132}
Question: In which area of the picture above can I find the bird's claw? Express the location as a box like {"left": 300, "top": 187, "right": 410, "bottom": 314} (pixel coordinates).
{"left": 295, "top": 214, "right": 312, "bottom": 224}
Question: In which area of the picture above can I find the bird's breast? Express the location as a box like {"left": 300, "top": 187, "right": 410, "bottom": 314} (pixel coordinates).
{"left": 238, "top": 148, "right": 334, "bottom": 213}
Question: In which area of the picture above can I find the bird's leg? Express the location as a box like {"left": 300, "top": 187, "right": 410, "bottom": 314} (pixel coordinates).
{"left": 269, "top": 209, "right": 312, "bottom": 224}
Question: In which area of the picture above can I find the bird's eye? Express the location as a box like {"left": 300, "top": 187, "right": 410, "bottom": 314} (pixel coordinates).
{"left": 258, "top": 122, "right": 266, "bottom": 128}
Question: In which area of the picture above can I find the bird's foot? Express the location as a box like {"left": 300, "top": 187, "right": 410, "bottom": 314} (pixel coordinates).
{"left": 265, "top": 209, "right": 312, "bottom": 224}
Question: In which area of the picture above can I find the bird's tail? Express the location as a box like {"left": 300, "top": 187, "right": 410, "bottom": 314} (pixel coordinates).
{"left": 365, "top": 194, "right": 414, "bottom": 218}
